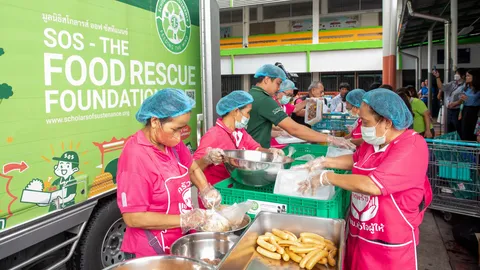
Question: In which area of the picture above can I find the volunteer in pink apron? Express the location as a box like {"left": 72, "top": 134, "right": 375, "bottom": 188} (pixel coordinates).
{"left": 271, "top": 79, "right": 297, "bottom": 148}
{"left": 194, "top": 90, "right": 284, "bottom": 187}
{"left": 116, "top": 89, "right": 223, "bottom": 259}
{"left": 296, "top": 89, "right": 432, "bottom": 270}
{"left": 344, "top": 89, "right": 366, "bottom": 147}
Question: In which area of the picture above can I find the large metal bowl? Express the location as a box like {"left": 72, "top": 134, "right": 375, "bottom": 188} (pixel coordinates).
{"left": 197, "top": 214, "right": 251, "bottom": 236}
{"left": 103, "top": 255, "right": 214, "bottom": 270}
{"left": 171, "top": 232, "right": 239, "bottom": 268}
{"left": 223, "top": 150, "right": 294, "bottom": 187}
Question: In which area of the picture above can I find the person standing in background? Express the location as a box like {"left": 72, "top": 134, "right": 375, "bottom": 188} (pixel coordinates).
{"left": 329, "top": 82, "right": 351, "bottom": 112}
{"left": 456, "top": 69, "right": 480, "bottom": 141}
{"left": 291, "top": 81, "right": 327, "bottom": 127}
{"left": 434, "top": 68, "right": 467, "bottom": 134}
{"left": 419, "top": 80, "right": 429, "bottom": 105}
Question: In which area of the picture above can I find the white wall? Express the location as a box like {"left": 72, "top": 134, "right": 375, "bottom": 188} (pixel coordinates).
{"left": 275, "top": 21, "right": 291, "bottom": 34}
{"left": 402, "top": 43, "right": 480, "bottom": 70}
{"left": 360, "top": 12, "right": 379, "bottom": 27}
{"left": 220, "top": 48, "right": 382, "bottom": 75}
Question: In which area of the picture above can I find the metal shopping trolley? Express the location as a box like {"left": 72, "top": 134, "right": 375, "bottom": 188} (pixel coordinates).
{"left": 425, "top": 132, "right": 480, "bottom": 221}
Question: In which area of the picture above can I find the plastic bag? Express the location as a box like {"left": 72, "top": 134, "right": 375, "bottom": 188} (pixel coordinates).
{"left": 295, "top": 154, "right": 315, "bottom": 161}
{"left": 305, "top": 98, "right": 323, "bottom": 125}
{"left": 326, "top": 146, "right": 354, "bottom": 158}
{"left": 201, "top": 210, "right": 231, "bottom": 232}
{"left": 274, "top": 169, "right": 335, "bottom": 200}
{"left": 219, "top": 201, "right": 254, "bottom": 228}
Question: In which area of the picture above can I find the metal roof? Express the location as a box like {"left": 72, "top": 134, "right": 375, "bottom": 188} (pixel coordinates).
{"left": 398, "top": 0, "right": 480, "bottom": 48}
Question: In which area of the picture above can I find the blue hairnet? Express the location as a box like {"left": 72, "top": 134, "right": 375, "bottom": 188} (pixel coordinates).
{"left": 216, "top": 90, "right": 254, "bottom": 116}
{"left": 346, "top": 89, "right": 366, "bottom": 108}
{"left": 136, "top": 88, "right": 195, "bottom": 124}
{"left": 362, "top": 88, "right": 413, "bottom": 129}
{"left": 279, "top": 79, "right": 297, "bottom": 93}
{"left": 254, "top": 64, "right": 287, "bottom": 81}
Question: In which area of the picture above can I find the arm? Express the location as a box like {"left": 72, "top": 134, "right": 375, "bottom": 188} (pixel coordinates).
{"left": 278, "top": 117, "right": 328, "bottom": 143}
{"left": 293, "top": 100, "right": 307, "bottom": 114}
{"left": 325, "top": 172, "right": 381, "bottom": 196}
{"left": 323, "top": 155, "right": 354, "bottom": 170}
{"left": 423, "top": 111, "right": 433, "bottom": 137}
{"left": 189, "top": 161, "right": 210, "bottom": 192}
{"left": 123, "top": 212, "right": 180, "bottom": 230}
{"left": 195, "top": 157, "right": 210, "bottom": 171}
{"left": 350, "top": 138, "right": 364, "bottom": 146}
{"left": 448, "top": 99, "right": 463, "bottom": 109}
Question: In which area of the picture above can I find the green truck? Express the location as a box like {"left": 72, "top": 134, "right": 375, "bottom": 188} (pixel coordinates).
{"left": 0, "top": 0, "right": 221, "bottom": 269}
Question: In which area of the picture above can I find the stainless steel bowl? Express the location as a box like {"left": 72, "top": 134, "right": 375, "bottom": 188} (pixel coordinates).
{"left": 103, "top": 255, "right": 214, "bottom": 270}
{"left": 223, "top": 214, "right": 251, "bottom": 236}
{"left": 171, "top": 232, "right": 239, "bottom": 268}
{"left": 223, "top": 150, "right": 294, "bottom": 187}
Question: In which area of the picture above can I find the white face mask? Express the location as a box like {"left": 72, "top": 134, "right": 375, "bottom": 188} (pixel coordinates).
{"left": 348, "top": 109, "right": 358, "bottom": 117}
{"left": 454, "top": 74, "right": 461, "bottom": 81}
{"left": 235, "top": 114, "right": 249, "bottom": 129}
{"left": 361, "top": 122, "right": 388, "bottom": 146}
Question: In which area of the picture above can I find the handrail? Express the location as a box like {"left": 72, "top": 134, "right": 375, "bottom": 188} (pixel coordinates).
{"left": 220, "top": 27, "right": 383, "bottom": 49}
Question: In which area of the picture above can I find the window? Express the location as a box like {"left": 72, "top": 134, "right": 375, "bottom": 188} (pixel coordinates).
{"left": 361, "top": 0, "right": 382, "bottom": 10}
{"left": 358, "top": 72, "right": 382, "bottom": 90}
{"left": 328, "top": 0, "right": 360, "bottom": 13}
{"left": 295, "top": 73, "right": 313, "bottom": 91}
{"left": 250, "top": 8, "right": 258, "bottom": 21}
{"left": 221, "top": 75, "right": 243, "bottom": 97}
{"left": 231, "top": 9, "right": 242, "bottom": 23}
{"left": 292, "top": 2, "right": 313, "bottom": 17}
{"left": 321, "top": 73, "right": 356, "bottom": 91}
{"left": 220, "top": 11, "right": 231, "bottom": 24}
{"left": 263, "top": 4, "right": 291, "bottom": 19}
{"left": 220, "top": 8, "right": 257, "bottom": 24}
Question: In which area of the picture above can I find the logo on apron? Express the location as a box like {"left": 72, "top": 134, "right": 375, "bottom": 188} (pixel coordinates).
{"left": 351, "top": 193, "right": 379, "bottom": 222}
{"left": 179, "top": 186, "right": 192, "bottom": 214}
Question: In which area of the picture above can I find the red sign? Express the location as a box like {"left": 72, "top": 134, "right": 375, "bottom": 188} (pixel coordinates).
{"left": 181, "top": 125, "right": 191, "bottom": 141}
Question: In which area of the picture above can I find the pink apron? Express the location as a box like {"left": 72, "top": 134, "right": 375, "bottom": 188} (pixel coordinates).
{"left": 345, "top": 131, "right": 432, "bottom": 270}
{"left": 146, "top": 147, "right": 192, "bottom": 254}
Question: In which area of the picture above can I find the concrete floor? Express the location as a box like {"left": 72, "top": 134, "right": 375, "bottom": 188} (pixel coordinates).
{"left": 418, "top": 210, "right": 478, "bottom": 270}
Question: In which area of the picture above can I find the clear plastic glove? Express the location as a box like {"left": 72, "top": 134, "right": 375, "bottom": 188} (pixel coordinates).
{"left": 180, "top": 208, "right": 207, "bottom": 233}
{"left": 327, "top": 135, "right": 356, "bottom": 150}
{"left": 269, "top": 148, "right": 285, "bottom": 161}
{"left": 291, "top": 156, "right": 326, "bottom": 173}
{"left": 199, "top": 184, "right": 222, "bottom": 209}
{"left": 297, "top": 170, "right": 332, "bottom": 196}
{"left": 346, "top": 124, "right": 355, "bottom": 133}
{"left": 203, "top": 147, "right": 225, "bottom": 165}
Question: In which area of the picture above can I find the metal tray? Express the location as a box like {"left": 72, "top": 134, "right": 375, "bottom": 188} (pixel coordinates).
{"left": 218, "top": 212, "right": 346, "bottom": 270}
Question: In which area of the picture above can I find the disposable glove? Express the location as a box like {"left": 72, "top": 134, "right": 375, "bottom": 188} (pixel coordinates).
{"left": 269, "top": 148, "right": 286, "bottom": 161}
{"left": 291, "top": 156, "right": 326, "bottom": 173}
{"left": 203, "top": 147, "right": 225, "bottom": 165}
{"left": 327, "top": 135, "right": 356, "bottom": 150}
{"left": 297, "top": 170, "right": 332, "bottom": 196}
{"left": 199, "top": 184, "right": 222, "bottom": 209}
{"left": 180, "top": 208, "right": 207, "bottom": 233}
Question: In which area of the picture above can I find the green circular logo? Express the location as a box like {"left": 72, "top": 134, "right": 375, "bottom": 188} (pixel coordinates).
{"left": 251, "top": 201, "right": 259, "bottom": 211}
{"left": 155, "top": 0, "right": 191, "bottom": 54}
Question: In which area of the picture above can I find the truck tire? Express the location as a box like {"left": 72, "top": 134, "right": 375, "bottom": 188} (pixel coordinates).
{"left": 72, "top": 197, "right": 126, "bottom": 269}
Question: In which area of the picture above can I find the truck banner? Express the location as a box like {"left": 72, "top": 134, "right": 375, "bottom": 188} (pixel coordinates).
{"left": 0, "top": 0, "right": 201, "bottom": 231}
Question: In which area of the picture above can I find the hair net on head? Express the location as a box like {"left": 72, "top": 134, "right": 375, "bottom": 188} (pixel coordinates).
{"left": 346, "top": 89, "right": 366, "bottom": 108}
{"left": 279, "top": 79, "right": 297, "bottom": 93}
{"left": 362, "top": 88, "right": 413, "bottom": 129}
{"left": 254, "top": 64, "right": 287, "bottom": 82}
{"left": 216, "top": 90, "right": 254, "bottom": 116}
{"left": 135, "top": 88, "right": 195, "bottom": 124}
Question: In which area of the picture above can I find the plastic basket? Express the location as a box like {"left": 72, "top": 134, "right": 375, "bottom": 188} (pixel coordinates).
{"left": 215, "top": 169, "right": 351, "bottom": 219}
{"left": 285, "top": 144, "right": 329, "bottom": 159}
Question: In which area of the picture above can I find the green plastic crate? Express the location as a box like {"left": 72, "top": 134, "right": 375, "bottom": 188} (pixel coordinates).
{"left": 285, "top": 144, "right": 329, "bottom": 159}
{"left": 215, "top": 175, "right": 349, "bottom": 219}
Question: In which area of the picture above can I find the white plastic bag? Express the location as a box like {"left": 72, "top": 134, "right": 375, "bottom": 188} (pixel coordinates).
{"left": 305, "top": 98, "right": 323, "bottom": 125}
{"left": 294, "top": 154, "right": 315, "bottom": 161}
{"left": 326, "top": 146, "right": 354, "bottom": 157}
{"left": 219, "top": 201, "right": 254, "bottom": 228}
{"left": 274, "top": 169, "right": 335, "bottom": 200}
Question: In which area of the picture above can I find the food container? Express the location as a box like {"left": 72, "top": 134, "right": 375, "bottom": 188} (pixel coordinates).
{"left": 223, "top": 150, "right": 294, "bottom": 187}
{"left": 171, "top": 232, "right": 239, "bottom": 268}
{"left": 103, "top": 255, "right": 214, "bottom": 270}
{"left": 219, "top": 212, "right": 346, "bottom": 270}
{"left": 305, "top": 98, "right": 323, "bottom": 126}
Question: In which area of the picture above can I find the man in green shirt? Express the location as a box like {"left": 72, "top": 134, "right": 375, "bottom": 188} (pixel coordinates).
{"left": 247, "top": 64, "right": 355, "bottom": 149}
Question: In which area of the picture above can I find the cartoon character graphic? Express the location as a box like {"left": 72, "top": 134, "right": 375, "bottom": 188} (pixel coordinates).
{"left": 179, "top": 186, "right": 192, "bottom": 214}
{"left": 20, "top": 151, "right": 80, "bottom": 212}
{"left": 48, "top": 151, "right": 80, "bottom": 211}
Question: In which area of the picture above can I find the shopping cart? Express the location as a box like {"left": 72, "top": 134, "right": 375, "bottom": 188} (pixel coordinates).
{"left": 425, "top": 132, "right": 480, "bottom": 220}
{"left": 311, "top": 114, "right": 357, "bottom": 134}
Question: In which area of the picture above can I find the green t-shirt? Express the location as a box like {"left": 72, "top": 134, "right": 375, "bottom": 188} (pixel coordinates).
{"left": 247, "top": 86, "right": 288, "bottom": 148}
{"left": 411, "top": 98, "right": 433, "bottom": 133}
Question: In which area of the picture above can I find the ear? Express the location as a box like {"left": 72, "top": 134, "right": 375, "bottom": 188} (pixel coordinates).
{"left": 150, "top": 117, "right": 159, "bottom": 128}
{"left": 384, "top": 119, "right": 394, "bottom": 129}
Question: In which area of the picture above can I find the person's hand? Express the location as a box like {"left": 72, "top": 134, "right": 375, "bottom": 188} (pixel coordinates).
{"left": 432, "top": 70, "right": 440, "bottom": 78}
{"left": 199, "top": 184, "right": 222, "bottom": 209}
{"left": 269, "top": 148, "right": 285, "bottom": 160}
{"left": 346, "top": 125, "right": 355, "bottom": 133}
{"left": 180, "top": 208, "right": 207, "bottom": 233}
{"left": 297, "top": 171, "right": 331, "bottom": 196}
{"left": 460, "top": 94, "right": 468, "bottom": 102}
{"left": 424, "top": 130, "right": 433, "bottom": 139}
{"left": 292, "top": 157, "right": 326, "bottom": 173}
{"left": 326, "top": 135, "right": 356, "bottom": 150}
{"left": 203, "top": 148, "right": 225, "bottom": 165}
